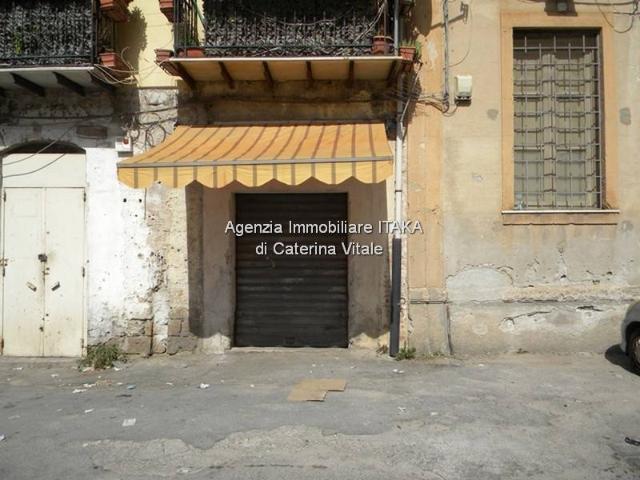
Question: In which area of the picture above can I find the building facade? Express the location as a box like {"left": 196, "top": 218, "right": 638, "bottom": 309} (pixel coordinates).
{"left": 0, "top": 0, "right": 637, "bottom": 357}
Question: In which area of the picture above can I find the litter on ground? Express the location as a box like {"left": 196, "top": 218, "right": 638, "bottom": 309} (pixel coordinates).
{"left": 122, "top": 418, "right": 136, "bottom": 427}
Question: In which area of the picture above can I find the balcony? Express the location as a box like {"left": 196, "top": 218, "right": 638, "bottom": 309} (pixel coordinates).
{"left": 0, "top": 0, "right": 133, "bottom": 96}
{"left": 158, "top": 0, "right": 402, "bottom": 87}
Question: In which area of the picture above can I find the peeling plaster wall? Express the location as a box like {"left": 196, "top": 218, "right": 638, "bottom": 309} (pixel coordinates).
{"left": 3, "top": 1, "right": 638, "bottom": 357}
{"left": 86, "top": 147, "right": 127, "bottom": 341}
{"left": 0, "top": 88, "right": 192, "bottom": 355}
{"left": 432, "top": 0, "right": 640, "bottom": 354}
{"left": 1, "top": 82, "right": 395, "bottom": 356}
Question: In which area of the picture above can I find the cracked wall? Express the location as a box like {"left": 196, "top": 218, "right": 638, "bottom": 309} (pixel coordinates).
{"left": 0, "top": 88, "right": 196, "bottom": 355}
{"left": 423, "top": 0, "right": 640, "bottom": 354}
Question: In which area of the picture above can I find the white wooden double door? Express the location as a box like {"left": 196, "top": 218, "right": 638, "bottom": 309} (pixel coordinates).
{"left": 2, "top": 187, "right": 85, "bottom": 356}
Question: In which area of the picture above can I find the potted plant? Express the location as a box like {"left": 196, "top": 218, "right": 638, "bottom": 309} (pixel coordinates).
{"left": 175, "top": 46, "right": 206, "bottom": 58}
{"left": 175, "top": 24, "right": 205, "bottom": 57}
{"left": 372, "top": 35, "right": 393, "bottom": 55}
{"left": 399, "top": 40, "right": 421, "bottom": 63}
{"left": 159, "top": 0, "right": 175, "bottom": 22}
{"left": 155, "top": 48, "right": 174, "bottom": 64}
{"left": 155, "top": 49, "right": 182, "bottom": 76}
{"left": 99, "top": 0, "right": 131, "bottom": 23}
{"left": 184, "top": 47, "right": 205, "bottom": 58}
{"left": 99, "top": 50, "right": 131, "bottom": 79}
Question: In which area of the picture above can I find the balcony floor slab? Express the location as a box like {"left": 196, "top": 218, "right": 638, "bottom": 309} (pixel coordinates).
{"left": 169, "top": 56, "right": 402, "bottom": 84}
{"left": 0, "top": 66, "right": 124, "bottom": 94}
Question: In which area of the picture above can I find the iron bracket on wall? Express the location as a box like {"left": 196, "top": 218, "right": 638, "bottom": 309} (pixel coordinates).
{"left": 54, "top": 73, "right": 86, "bottom": 97}
{"left": 90, "top": 74, "right": 116, "bottom": 95}
{"left": 11, "top": 74, "right": 45, "bottom": 97}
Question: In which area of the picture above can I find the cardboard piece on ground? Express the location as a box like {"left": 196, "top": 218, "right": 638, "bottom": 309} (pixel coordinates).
{"left": 297, "top": 379, "right": 347, "bottom": 392}
{"left": 287, "top": 378, "right": 347, "bottom": 402}
{"left": 287, "top": 387, "right": 327, "bottom": 402}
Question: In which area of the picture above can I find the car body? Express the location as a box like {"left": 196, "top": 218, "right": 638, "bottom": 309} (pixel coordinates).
{"left": 621, "top": 302, "right": 640, "bottom": 371}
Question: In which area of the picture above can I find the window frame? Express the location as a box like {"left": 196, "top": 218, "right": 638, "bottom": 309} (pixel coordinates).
{"left": 500, "top": 12, "right": 619, "bottom": 225}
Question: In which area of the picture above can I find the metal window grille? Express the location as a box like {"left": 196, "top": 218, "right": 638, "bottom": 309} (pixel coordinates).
{"left": 513, "top": 29, "right": 603, "bottom": 210}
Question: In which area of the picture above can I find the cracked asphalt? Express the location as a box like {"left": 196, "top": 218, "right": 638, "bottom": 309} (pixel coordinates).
{"left": 0, "top": 349, "right": 639, "bottom": 479}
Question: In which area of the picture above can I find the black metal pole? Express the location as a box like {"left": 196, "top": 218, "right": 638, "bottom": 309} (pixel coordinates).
{"left": 389, "top": 236, "right": 401, "bottom": 357}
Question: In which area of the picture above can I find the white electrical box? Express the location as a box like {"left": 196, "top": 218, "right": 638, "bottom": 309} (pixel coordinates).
{"left": 455, "top": 75, "right": 473, "bottom": 102}
{"left": 115, "top": 136, "right": 133, "bottom": 153}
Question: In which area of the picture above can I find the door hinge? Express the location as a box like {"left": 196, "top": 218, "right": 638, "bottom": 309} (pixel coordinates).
{"left": 83, "top": 191, "right": 86, "bottom": 202}
{"left": 0, "top": 258, "right": 7, "bottom": 277}
{"left": 81, "top": 338, "right": 84, "bottom": 349}
{"left": 82, "top": 266, "right": 85, "bottom": 277}
{"left": 3, "top": 191, "right": 6, "bottom": 202}
{"left": 0, "top": 337, "right": 4, "bottom": 354}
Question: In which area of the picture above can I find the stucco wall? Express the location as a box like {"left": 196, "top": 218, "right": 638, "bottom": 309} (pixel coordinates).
{"left": 2, "top": 0, "right": 638, "bottom": 357}
{"left": 0, "top": 89, "right": 190, "bottom": 355}
{"left": 119, "top": 0, "right": 177, "bottom": 88}
{"left": 405, "top": 0, "right": 640, "bottom": 355}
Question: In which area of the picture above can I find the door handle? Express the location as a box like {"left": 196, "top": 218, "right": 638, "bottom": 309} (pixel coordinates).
{"left": 51, "top": 281, "right": 60, "bottom": 291}
{"left": 37, "top": 253, "right": 48, "bottom": 263}
{"left": 26, "top": 282, "right": 37, "bottom": 292}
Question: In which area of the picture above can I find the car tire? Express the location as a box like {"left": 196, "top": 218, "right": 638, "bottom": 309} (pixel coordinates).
{"left": 629, "top": 330, "right": 640, "bottom": 372}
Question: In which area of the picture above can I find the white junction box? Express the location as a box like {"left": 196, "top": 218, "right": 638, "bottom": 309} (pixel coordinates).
{"left": 115, "top": 136, "right": 133, "bottom": 154}
{"left": 455, "top": 75, "right": 473, "bottom": 102}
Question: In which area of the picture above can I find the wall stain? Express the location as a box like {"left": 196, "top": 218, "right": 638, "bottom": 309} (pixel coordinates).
{"left": 619, "top": 107, "right": 631, "bottom": 125}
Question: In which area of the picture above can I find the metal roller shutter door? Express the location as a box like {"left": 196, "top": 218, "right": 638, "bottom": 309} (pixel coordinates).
{"left": 235, "top": 193, "right": 348, "bottom": 347}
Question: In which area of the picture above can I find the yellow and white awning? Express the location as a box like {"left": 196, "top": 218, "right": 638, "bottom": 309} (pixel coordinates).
{"left": 117, "top": 122, "right": 393, "bottom": 188}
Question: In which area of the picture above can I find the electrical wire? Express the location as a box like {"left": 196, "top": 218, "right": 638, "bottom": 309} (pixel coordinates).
{"left": 2, "top": 153, "right": 66, "bottom": 179}
{"left": 0, "top": 125, "right": 76, "bottom": 163}
{"left": 449, "top": 0, "right": 473, "bottom": 67}
{"left": 596, "top": 0, "right": 639, "bottom": 33}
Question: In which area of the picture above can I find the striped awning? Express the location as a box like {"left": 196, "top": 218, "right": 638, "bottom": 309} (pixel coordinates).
{"left": 117, "top": 122, "right": 393, "bottom": 188}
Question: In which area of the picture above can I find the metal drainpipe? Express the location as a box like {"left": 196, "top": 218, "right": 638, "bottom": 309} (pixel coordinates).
{"left": 443, "top": 0, "right": 451, "bottom": 105}
{"left": 389, "top": 0, "right": 403, "bottom": 357}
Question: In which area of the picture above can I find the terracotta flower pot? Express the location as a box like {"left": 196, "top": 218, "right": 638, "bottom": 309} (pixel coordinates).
{"left": 399, "top": 46, "right": 416, "bottom": 62}
{"left": 99, "top": 51, "right": 130, "bottom": 79}
{"left": 99, "top": 0, "right": 130, "bottom": 23}
{"left": 372, "top": 36, "right": 393, "bottom": 55}
{"left": 177, "top": 47, "right": 205, "bottom": 58}
{"left": 155, "top": 48, "right": 174, "bottom": 64}
{"left": 186, "top": 47, "right": 205, "bottom": 58}
{"left": 154, "top": 49, "right": 181, "bottom": 76}
{"left": 159, "top": 0, "right": 175, "bottom": 22}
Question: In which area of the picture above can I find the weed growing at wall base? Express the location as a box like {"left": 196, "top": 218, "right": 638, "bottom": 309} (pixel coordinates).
{"left": 78, "top": 344, "right": 126, "bottom": 370}
{"left": 396, "top": 346, "right": 417, "bottom": 361}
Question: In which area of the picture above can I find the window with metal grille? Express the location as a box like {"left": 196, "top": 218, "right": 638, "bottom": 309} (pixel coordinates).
{"left": 513, "top": 29, "right": 603, "bottom": 209}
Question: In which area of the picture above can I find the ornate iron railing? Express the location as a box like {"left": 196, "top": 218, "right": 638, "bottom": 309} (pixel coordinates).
{"left": 0, "top": 0, "right": 116, "bottom": 67}
{"left": 175, "top": 0, "right": 394, "bottom": 57}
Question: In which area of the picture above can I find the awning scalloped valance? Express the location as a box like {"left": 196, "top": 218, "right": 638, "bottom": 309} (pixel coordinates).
{"left": 117, "top": 122, "right": 393, "bottom": 188}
